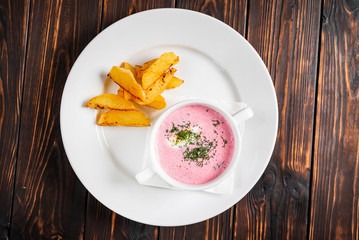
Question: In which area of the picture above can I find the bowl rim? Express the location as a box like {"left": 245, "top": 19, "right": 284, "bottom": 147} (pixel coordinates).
{"left": 148, "top": 99, "right": 242, "bottom": 191}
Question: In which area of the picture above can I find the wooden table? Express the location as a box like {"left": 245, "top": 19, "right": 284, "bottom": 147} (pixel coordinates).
{"left": 1, "top": 0, "right": 358, "bottom": 239}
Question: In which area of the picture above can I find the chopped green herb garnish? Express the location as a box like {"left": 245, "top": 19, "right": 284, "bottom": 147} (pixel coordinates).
{"left": 175, "top": 129, "right": 200, "bottom": 145}
{"left": 166, "top": 121, "right": 221, "bottom": 167}
{"left": 178, "top": 121, "right": 191, "bottom": 129}
{"left": 170, "top": 122, "right": 179, "bottom": 133}
{"left": 212, "top": 119, "right": 220, "bottom": 127}
{"left": 221, "top": 136, "right": 228, "bottom": 147}
{"left": 182, "top": 138, "right": 217, "bottom": 166}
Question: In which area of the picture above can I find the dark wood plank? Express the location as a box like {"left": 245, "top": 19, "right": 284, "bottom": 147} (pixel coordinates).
{"left": 84, "top": 1, "right": 173, "bottom": 239}
{"left": 0, "top": 1, "right": 29, "bottom": 239}
{"left": 85, "top": 193, "right": 158, "bottom": 240}
{"left": 101, "top": 0, "right": 175, "bottom": 30}
{"left": 160, "top": 208, "right": 234, "bottom": 240}
{"left": 160, "top": 226, "right": 186, "bottom": 240}
{"left": 234, "top": 0, "right": 322, "bottom": 239}
{"left": 309, "top": 0, "right": 359, "bottom": 239}
{"left": 176, "top": 0, "right": 248, "bottom": 36}
{"left": 9, "top": 0, "right": 102, "bottom": 239}
{"left": 159, "top": 0, "right": 247, "bottom": 239}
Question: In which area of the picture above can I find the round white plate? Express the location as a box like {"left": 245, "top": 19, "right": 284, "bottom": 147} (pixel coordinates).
{"left": 60, "top": 8, "right": 278, "bottom": 226}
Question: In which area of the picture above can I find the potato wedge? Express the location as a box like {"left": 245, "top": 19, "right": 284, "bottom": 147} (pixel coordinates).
{"left": 118, "top": 88, "right": 135, "bottom": 101}
{"left": 98, "top": 110, "right": 150, "bottom": 127}
{"left": 166, "top": 76, "right": 184, "bottom": 89}
{"left": 117, "top": 88, "right": 124, "bottom": 97}
{"left": 119, "top": 88, "right": 166, "bottom": 110}
{"left": 142, "top": 59, "right": 157, "bottom": 69}
{"left": 85, "top": 94, "right": 135, "bottom": 110}
{"left": 146, "top": 95, "right": 166, "bottom": 110}
{"left": 120, "top": 62, "right": 136, "bottom": 76}
{"left": 142, "top": 52, "right": 179, "bottom": 89}
{"left": 122, "top": 62, "right": 142, "bottom": 85}
{"left": 135, "top": 59, "right": 157, "bottom": 79}
{"left": 134, "top": 65, "right": 142, "bottom": 79}
{"left": 123, "top": 90, "right": 134, "bottom": 101}
{"left": 108, "top": 66, "right": 145, "bottom": 101}
{"left": 145, "top": 68, "right": 176, "bottom": 103}
{"left": 118, "top": 88, "right": 146, "bottom": 104}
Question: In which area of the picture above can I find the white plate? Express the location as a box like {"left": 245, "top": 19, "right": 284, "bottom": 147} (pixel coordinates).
{"left": 60, "top": 8, "right": 278, "bottom": 226}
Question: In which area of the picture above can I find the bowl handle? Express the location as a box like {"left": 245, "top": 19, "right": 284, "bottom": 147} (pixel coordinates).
{"left": 135, "top": 167, "right": 156, "bottom": 183}
{"left": 232, "top": 107, "right": 254, "bottom": 123}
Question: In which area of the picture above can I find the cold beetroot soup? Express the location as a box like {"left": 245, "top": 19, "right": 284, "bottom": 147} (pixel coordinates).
{"left": 155, "top": 104, "right": 235, "bottom": 185}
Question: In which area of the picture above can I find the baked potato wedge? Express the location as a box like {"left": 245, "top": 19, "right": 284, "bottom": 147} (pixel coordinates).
{"left": 85, "top": 93, "right": 135, "bottom": 110}
{"left": 118, "top": 88, "right": 166, "bottom": 110}
{"left": 144, "top": 68, "right": 175, "bottom": 103}
{"left": 142, "top": 52, "right": 179, "bottom": 89}
{"left": 98, "top": 110, "right": 150, "bottom": 127}
{"left": 146, "top": 95, "right": 166, "bottom": 110}
{"left": 120, "top": 62, "right": 136, "bottom": 76}
{"left": 166, "top": 76, "right": 184, "bottom": 89}
{"left": 108, "top": 66, "right": 145, "bottom": 101}
{"left": 135, "top": 59, "right": 156, "bottom": 79}
{"left": 117, "top": 88, "right": 124, "bottom": 97}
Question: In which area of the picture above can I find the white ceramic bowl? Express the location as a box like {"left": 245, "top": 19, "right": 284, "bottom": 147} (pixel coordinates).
{"left": 137, "top": 99, "right": 253, "bottom": 191}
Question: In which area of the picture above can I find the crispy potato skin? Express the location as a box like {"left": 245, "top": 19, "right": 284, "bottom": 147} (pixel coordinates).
{"left": 85, "top": 94, "right": 135, "bottom": 110}
{"left": 121, "top": 62, "right": 136, "bottom": 76}
{"left": 136, "top": 59, "right": 157, "bottom": 79}
{"left": 146, "top": 95, "right": 166, "bottom": 110}
{"left": 98, "top": 110, "right": 150, "bottom": 126}
{"left": 118, "top": 88, "right": 166, "bottom": 110}
{"left": 117, "top": 88, "right": 124, "bottom": 97}
{"left": 144, "top": 68, "right": 176, "bottom": 103}
{"left": 166, "top": 76, "right": 184, "bottom": 89}
{"left": 108, "top": 66, "right": 145, "bottom": 101}
{"left": 141, "top": 52, "right": 179, "bottom": 89}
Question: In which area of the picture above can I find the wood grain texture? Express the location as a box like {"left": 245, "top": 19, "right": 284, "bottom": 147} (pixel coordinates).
{"left": 9, "top": 0, "right": 102, "bottom": 239}
{"left": 158, "top": 0, "right": 247, "bottom": 239}
{"left": 176, "top": 0, "right": 248, "bottom": 36}
{"left": 85, "top": 193, "right": 158, "bottom": 240}
{"left": 234, "top": 0, "right": 321, "bottom": 239}
{"left": 102, "top": 0, "right": 175, "bottom": 29}
{"left": 84, "top": 1, "right": 173, "bottom": 239}
{"left": 0, "top": 1, "right": 29, "bottom": 239}
{"left": 159, "top": 208, "right": 234, "bottom": 240}
{"left": 309, "top": 0, "right": 359, "bottom": 239}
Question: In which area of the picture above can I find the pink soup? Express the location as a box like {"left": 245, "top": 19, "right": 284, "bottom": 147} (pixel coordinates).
{"left": 155, "top": 104, "right": 235, "bottom": 185}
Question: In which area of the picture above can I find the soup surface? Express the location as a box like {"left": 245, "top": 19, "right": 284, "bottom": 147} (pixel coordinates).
{"left": 155, "top": 104, "right": 235, "bottom": 185}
